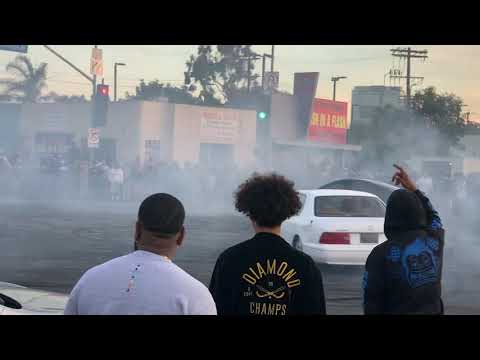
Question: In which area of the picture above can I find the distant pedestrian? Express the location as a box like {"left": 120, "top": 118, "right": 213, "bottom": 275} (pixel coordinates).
{"left": 108, "top": 162, "right": 124, "bottom": 201}
{"left": 452, "top": 173, "right": 467, "bottom": 217}
{"left": 64, "top": 193, "right": 217, "bottom": 315}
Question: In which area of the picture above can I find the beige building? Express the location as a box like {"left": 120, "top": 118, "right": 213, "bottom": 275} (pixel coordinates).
{"left": 18, "top": 100, "right": 257, "bottom": 170}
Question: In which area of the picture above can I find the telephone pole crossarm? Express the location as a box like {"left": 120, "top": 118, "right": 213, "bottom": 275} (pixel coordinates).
{"left": 389, "top": 47, "right": 428, "bottom": 107}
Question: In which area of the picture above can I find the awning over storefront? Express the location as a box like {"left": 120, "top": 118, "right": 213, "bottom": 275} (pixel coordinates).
{"left": 273, "top": 139, "right": 362, "bottom": 152}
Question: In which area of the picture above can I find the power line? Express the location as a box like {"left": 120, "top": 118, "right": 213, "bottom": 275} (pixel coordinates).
{"left": 390, "top": 47, "right": 428, "bottom": 106}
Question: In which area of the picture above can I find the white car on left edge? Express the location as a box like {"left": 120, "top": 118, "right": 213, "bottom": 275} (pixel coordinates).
{"left": 0, "top": 282, "right": 68, "bottom": 315}
{"left": 282, "top": 190, "right": 387, "bottom": 266}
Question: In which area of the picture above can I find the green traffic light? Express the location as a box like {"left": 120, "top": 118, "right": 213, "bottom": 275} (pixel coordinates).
{"left": 258, "top": 111, "right": 268, "bottom": 120}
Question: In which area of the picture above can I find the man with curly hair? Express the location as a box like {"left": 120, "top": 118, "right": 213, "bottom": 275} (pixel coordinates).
{"left": 209, "top": 173, "right": 326, "bottom": 315}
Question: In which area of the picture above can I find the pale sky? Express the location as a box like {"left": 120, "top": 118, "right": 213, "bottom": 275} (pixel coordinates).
{"left": 1, "top": 45, "right": 479, "bottom": 120}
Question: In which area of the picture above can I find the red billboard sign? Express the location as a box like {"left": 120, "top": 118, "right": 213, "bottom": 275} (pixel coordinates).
{"left": 308, "top": 98, "right": 348, "bottom": 144}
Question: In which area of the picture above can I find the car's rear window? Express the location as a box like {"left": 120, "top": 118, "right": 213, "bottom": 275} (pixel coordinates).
{"left": 314, "top": 196, "right": 385, "bottom": 217}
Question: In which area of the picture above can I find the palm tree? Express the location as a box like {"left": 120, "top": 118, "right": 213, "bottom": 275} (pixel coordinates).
{"left": 0, "top": 55, "right": 48, "bottom": 103}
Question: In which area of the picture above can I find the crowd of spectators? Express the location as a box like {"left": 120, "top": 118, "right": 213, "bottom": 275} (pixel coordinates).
{"left": 1, "top": 150, "right": 478, "bottom": 219}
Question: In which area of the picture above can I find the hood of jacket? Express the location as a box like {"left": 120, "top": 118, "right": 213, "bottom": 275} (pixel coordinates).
{"left": 384, "top": 189, "right": 427, "bottom": 240}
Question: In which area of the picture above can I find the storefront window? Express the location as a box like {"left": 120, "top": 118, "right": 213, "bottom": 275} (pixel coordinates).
{"left": 34, "top": 132, "right": 73, "bottom": 154}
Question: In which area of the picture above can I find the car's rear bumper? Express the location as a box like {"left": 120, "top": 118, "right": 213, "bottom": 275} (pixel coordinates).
{"left": 303, "top": 243, "right": 375, "bottom": 266}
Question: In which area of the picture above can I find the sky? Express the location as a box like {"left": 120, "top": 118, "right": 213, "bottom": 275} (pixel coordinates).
{"left": 1, "top": 45, "right": 479, "bottom": 120}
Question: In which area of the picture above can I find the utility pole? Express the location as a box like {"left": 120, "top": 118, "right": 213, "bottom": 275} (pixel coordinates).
{"left": 271, "top": 45, "right": 275, "bottom": 72}
{"left": 390, "top": 47, "right": 428, "bottom": 107}
{"left": 247, "top": 54, "right": 251, "bottom": 93}
{"left": 406, "top": 48, "right": 411, "bottom": 103}
{"left": 114, "top": 62, "right": 126, "bottom": 102}
{"left": 331, "top": 76, "right": 347, "bottom": 101}
{"left": 93, "top": 45, "right": 98, "bottom": 97}
{"left": 261, "top": 52, "right": 274, "bottom": 91}
{"left": 243, "top": 51, "right": 268, "bottom": 93}
{"left": 261, "top": 55, "right": 266, "bottom": 90}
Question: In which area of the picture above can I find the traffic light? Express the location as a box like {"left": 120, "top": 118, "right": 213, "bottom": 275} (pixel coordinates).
{"left": 256, "top": 94, "right": 271, "bottom": 142}
{"left": 256, "top": 94, "right": 270, "bottom": 121}
{"left": 93, "top": 84, "right": 109, "bottom": 127}
{"left": 257, "top": 111, "right": 268, "bottom": 121}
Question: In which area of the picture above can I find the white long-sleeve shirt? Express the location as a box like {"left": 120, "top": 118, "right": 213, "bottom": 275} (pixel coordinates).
{"left": 64, "top": 250, "right": 217, "bottom": 315}
{"left": 108, "top": 168, "right": 124, "bottom": 184}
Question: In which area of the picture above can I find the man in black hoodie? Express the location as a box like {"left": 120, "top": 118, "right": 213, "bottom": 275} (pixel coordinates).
{"left": 363, "top": 165, "right": 445, "bottom": 314}
{"left": 209, "top": 173, "right": 326, "bottom": 315}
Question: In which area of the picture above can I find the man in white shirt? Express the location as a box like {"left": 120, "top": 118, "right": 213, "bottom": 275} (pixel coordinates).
{"left": 108, "top": 163, "right": 125, "bottom": 201}
{"left": 64, "top": 193, "right": 217, "bottom": 315}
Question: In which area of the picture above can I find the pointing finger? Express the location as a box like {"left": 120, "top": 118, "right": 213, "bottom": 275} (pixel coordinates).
{"left": 393, "top": 164, "right": 405, "bottom": 174}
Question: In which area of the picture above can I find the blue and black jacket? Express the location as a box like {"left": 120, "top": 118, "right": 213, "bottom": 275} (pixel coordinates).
{"left": 363, "top": 189, "right": 444, "bottom": 314}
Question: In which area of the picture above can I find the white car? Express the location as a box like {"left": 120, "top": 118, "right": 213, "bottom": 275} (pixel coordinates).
{"left": 0, "top": 282, "right": 68, "bottom": 315}
{"left": 282, "top": 190, "right": 387, "bottom": 266}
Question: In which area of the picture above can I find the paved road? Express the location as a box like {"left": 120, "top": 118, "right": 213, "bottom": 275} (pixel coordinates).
{"left": 0, "top": 200, "right": 477, "bottom": 314}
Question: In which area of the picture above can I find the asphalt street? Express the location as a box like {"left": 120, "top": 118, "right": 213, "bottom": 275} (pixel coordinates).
{"left": 0, "top": 200, "right": 477, "bottom": 314}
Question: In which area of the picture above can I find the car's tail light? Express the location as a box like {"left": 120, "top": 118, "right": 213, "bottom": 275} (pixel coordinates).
{"left": 319, "top": 232, "right": 351, "bottom": 244}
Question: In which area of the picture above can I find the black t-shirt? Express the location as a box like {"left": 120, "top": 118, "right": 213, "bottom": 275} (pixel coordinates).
{"left": 209, "top": 232, "right": 326, "bottom": 315}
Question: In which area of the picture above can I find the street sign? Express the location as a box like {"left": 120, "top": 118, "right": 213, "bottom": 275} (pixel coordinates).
{"left": 90, "top": 48, "right": 103, "bottom": 77}
{"left": 0, "top": 45, "right": 28, "bottom": 53}
{"left": 264, "top": 71, "right": 279, "bottom": 92}
{"left": 88, "top": 128, "right": 100, "bottom": 148}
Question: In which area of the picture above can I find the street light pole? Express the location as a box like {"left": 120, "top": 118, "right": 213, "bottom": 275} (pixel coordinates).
{"left": 43, "top": 45, "right": 94, "bottom": 91}
{"left": 114, "top": 62, "right": 126, "bottom": 102}
{"left": 247, "top": 55, "right": 251, "bottom": 93}
{"left": 331, "top": 76, "right": 347, "bottom": 101}
{"left": 271, "top": 45, "right": 275, "bottom": 72}
{"left": 261, "top": 54, "right": 266, "bottom": 90}
{"left": 93, "top": 45, "right": 98, "bottom": 98}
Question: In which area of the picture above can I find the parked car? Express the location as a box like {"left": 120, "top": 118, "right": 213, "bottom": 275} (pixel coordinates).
{"left": 282, "top": 190, "right": 387, "bottom": 265}
{"left": 0, "top": 282, "right": 67, "bottom": 315}
{"left": 319, "top": 178, "right": 399, "bottom": 203}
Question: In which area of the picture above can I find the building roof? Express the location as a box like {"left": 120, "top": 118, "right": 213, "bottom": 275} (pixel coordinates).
{"left": 273, "top": 139, "right": 362, "bottom": 152}
{"left": 352, "top": 85, "right": 402, "bottom": 92}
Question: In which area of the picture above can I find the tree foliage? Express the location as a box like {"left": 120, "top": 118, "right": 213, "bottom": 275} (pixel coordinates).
{"left": 126, "top": 79, "right": 199, "bottom": 105}
{"left": 411, "top": 86, "right": 466, "bottom": 149}
{"left": 40, "top": 92, "right": 88, "bottom": 103}
{"left": 0, "top": 55, "right": 48, "bottom": 103}
{"left": 185, "top": 45, "right": 262, "bottom": 105}
{"left": 358, "top": 86, "right": 470, "bottom": 165}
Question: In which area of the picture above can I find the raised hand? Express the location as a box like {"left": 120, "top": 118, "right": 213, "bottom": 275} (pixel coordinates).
{"left": 392, "top": 164, "right": 417, "bottom": 192}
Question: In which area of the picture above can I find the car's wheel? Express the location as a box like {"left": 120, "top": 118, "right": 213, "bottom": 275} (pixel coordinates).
{"left": 292, "top": 236, "right": 303, "bottom": 251}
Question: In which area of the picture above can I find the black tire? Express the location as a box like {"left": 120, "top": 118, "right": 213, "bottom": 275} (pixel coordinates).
{"left": 292, "top": 236, "right": 303, "bottom": 251}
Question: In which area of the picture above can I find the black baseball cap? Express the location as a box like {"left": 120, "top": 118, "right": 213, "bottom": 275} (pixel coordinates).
{"left": 138, "top": 193, "right": 185, "bottom": 236}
